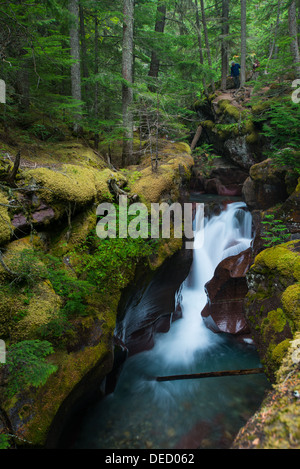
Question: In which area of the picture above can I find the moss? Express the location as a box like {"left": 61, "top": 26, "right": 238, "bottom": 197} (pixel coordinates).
{"left": 24, "top": 165, "right": 97, "bottom": 205}
{"left": 50, "top": 209, "right": 97, "bottom": 257}
{"left": 149, "top": 236, "right": 183, "bottom": 270}
{"left": 0, "top": 236, "right": 41, "bottom": 282}
{"left": 131, "top": 150, "right": 193, "bottom": 205}
{"left": 10, "top": 280, "right": 62, "bottom": 342}
{"left": 201, "top": 120, "right": 215, "bottom": 130}
{"left": 271, "top": 339, "right": 292, "bottom": 369}
{"left": 262, "top": 308, "right": 288, "bottom": 336}
{"left": 0, "top": 190, "right": 13, "bottom": 246}
{"left": 251, "top": 101, "right": 271, "bottom": 115}
{"left": 0, "top": 287, "right": 27, "bottom": 339}
{"left": 24, "top": 165, "right": 126, "bottom": 207}
{"left": 246, "top": 131, "right": 259, "bottom": 144}
{"left": 218, "top": 99, "right": 241, "bottom": 121}
{"left": 281, "top": 283, "right": 300, "bottom": 327}
{"left": 254, "top": 242, "right": 300, "bottom": 281}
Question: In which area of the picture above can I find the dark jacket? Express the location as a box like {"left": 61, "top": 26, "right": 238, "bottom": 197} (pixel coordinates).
{"left": 231, "top": 63, "right": 240, "bottom": 77}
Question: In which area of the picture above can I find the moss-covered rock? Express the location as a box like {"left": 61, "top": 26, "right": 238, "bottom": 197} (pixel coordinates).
{"left": 242, "top": 159, "right": 289, "bottom": 210}
{"left": 0, "top": 190, "right": 13, "bottom": 246}
{"left": 10, "top": 280, "right": 62, "bottom": 342}
{"left": 232, "top": 333, "right": 300, "bottom": 449}
{"left": 246, "top": 240, "right": 300, "bottom": 379}
{"left": 130, "top": 142, "right": 193, "bottom": 205}
{"left": 234, "top": 240, "right": 300, "bottom": 448}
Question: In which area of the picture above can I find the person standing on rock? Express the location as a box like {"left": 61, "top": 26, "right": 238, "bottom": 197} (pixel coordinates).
{"left": 231, "top": 61, "right": 241, "bottom": 88}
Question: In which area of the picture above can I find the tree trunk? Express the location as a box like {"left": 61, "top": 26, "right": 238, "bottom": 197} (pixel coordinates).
{"left": 195, "top": 0, "right": 207, "bottom": 95}
{"left": 200, "top": 0, "right": 215, "bottom": 92}
{"left": 69, "top": 0, "right": 82, "bottom": 134}
{"left": 221, "top": 0, "right": 229, "bottom": 90}
{"left": 94, "top": 15, "right": 99, "bottom": 150}
{"left": 122, "top": 0, "right": 134, "bottom": 166}
{"left": 15, "top": 61, "right": 30, "bottom": 112}
{"left": 79, "top": 4, "right": 89, "bottom": 103}
{"left": 148, "top": 1, "right": 167, "bottom": 92}
{"left": 265, "top": 0, "right": 281, "bottom": 74}
{"left": 288, "top": 0, "right": 300, "bottom": 76}
{"left": 240, "top": 0, "right": 247, "bottom": 86}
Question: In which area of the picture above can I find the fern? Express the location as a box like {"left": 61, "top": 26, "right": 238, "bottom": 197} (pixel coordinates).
{"left": 4, "top": 340, "right": 57, "bottom": 397}
{"left": 261, "top": 214, "right": 290, "bottom": 248}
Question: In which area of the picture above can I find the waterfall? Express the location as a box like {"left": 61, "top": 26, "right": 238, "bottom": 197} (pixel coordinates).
{"left": 142, "top": 201, "right": 253, "bottom": 369}
{"left": 71, "top": 201, "right": 269, "bottom": 450}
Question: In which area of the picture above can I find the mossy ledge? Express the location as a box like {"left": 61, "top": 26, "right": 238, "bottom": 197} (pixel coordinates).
{"left": 0, "top": 138, "right": 193, "bottom": 448}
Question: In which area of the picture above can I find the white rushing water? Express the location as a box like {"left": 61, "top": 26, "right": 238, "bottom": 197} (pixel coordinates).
{"left": 146, "top": 201, "right": 253, "bottom": 369}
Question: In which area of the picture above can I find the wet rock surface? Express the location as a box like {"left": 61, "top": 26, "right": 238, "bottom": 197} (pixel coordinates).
{"left": 201, "top": 248, "right": 253, "bottom": 337}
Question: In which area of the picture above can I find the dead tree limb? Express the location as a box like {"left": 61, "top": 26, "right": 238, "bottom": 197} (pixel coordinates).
{"left": 156, "top": 368, "right": 265, "bottom": 382}
{"left": 6, "top": 150, "right": 21, "bottom": 186}
{"left": 190, "top": 125, "right": 203, "bottom": 151}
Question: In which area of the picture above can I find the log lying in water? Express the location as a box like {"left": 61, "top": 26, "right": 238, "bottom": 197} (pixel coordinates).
{"left": 156, "top": 368, "right": 265, "bottom": 382}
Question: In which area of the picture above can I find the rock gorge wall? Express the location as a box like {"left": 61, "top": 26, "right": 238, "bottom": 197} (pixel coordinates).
{"left": 192, "top": 90, "right": 300, "bottom": 449}
{"left": 0, "top": 139, "right": 194, "bottom": 448}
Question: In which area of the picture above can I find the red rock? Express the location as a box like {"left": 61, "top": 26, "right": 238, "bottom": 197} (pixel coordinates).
{"left": 201, "top": 248, "right": 253, "bottom": 336}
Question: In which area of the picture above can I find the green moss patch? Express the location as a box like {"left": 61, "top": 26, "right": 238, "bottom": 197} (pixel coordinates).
{"left": 0, "top": 190, "right": 13, "bottom": 246}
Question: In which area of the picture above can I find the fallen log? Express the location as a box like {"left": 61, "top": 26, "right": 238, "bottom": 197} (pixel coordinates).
{"left": 190, "top": 125, "right": 203, "bottom": 151}
{"left": 156, "top": 367, "right": 264, "bottom": 382}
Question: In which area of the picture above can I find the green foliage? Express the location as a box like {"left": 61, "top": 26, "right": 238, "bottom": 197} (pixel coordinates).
{"left": 261, "top": 213, "right": 290, "bottom": 248}
{"left": 46, "top": 255, "right": 93, "bottom": 317}
{"left": 78, "top": 235, "right": 154, "bottom": 294}
{"left": 0, "top": 434, "right": 11, "bottom": 449}
{"left": 259, "top": 99, "right": 300, "bottom": 174}
{"left": 37, "top": 317, "right": 76, "bottom": 349}
{"left": 193, "top": 144, "right": 222, "bottom": 177}
{"left": 8, "top": 248, "right": 48, "bottom": 288}
{"left": 3, "top": 340, "right": 57, "bottom": 397}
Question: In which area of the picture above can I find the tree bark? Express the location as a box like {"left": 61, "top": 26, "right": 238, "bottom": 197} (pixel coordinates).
{"left": 69, "top": 0, "right": 82, "bottom": 134}
{"left": 200, "top": 0, "right": 215, "bottom": 92}
{"left": 221, "top": 0, "right": 229, "bottom": 90}
{"left": 15, "top": 62, "right": 30, "bottom": 112}
{"left": 190, "top": 125, "right": 203, "bottom": 151}
{"left": 240, "top": 0, "right": 247, "bottom": 86}
{"left": 288, "top": 0, "right": 300, "bottom": 76}
{"left": 148, "top": 1, "right": 167, "bottom": 92}
{"left": 122, "top": 0, "right": 134, "bottom": 166}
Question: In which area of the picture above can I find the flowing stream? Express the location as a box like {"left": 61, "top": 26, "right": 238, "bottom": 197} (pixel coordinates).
{"left": 71, "top": 201, "right": 269, "bottom": 449}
